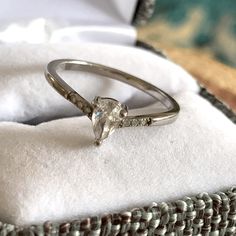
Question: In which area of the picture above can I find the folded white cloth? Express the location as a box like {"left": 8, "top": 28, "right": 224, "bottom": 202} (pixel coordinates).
{"left": 0, "top": 43, "right": 235, "bottom": 226}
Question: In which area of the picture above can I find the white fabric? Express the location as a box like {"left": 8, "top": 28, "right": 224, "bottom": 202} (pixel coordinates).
{"left": 0, "top": 43, "right": 235, "bottom": 226}
{"left": 0, "top": 0, "right": 137, "bottom": 44}
{"left": 0, "top": 19, "right": 137, "bottom": 45}
{"left": 0, "top": 0, "right": 137, "bottom": 24}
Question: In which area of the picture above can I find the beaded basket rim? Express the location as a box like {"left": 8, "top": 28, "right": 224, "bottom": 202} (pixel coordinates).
{"left": 1, "top": 187, "right": 236, "bottom": 235}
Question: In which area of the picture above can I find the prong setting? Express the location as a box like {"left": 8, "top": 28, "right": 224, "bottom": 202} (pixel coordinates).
{"left": 91, "top": 97, "right": 128, "bottom": 145}
{"left": 120, "top": 105, "right": 128, "bottom": 118}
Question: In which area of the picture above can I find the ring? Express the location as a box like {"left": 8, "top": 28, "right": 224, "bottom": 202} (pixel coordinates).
{"left": 45, "top": 59, "right": 180, "bottom": 145}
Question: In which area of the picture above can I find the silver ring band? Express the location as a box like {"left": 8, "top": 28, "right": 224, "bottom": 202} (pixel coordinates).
{"left": 45, "top": 59, "right": 180, "bottom": 145}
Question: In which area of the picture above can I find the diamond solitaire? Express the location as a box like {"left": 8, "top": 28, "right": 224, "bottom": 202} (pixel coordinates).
{"left": 91, "top": 97, "right": 128, "bottom": 145}
{"left": 45, "top": 59, "right": 180, "bottom": 146}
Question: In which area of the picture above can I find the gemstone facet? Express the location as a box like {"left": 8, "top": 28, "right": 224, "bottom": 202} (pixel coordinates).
{"left": 91, "top": 97, "right": 128, "bottom": 145}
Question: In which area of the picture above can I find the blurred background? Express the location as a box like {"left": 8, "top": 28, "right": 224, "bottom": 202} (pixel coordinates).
{"left": 139, "top": 0, "right": 236, "bottom": 67}
{"left": 138, "top": 0, "right": 236, "bottom": 111}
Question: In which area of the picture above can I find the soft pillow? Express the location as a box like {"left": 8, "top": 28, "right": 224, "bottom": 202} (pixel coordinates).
{"left": 0, "top": 43, "right": 235, "bottom": 226}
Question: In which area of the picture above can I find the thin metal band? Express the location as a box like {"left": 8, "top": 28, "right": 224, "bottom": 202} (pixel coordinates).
{"left": 45, "top": 59, "right": 180, "bottom": 128}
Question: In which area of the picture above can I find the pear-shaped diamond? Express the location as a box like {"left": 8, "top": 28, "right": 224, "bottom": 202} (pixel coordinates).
{"left": 91, "top": 97, "right": 128, "bottom": 145}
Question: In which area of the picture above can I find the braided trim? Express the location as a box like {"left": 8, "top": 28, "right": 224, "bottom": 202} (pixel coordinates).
{"left": 136, "top": 40, "right": 168, "bottom": 59}
{"left": 132, "top": 0, "right": 155, "bottom": 26}
{"left": 199, "top": 86, "right": 236, "bottom": 124}
{"left": 0, "top": 187, "right": 236, "bottom": 235}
